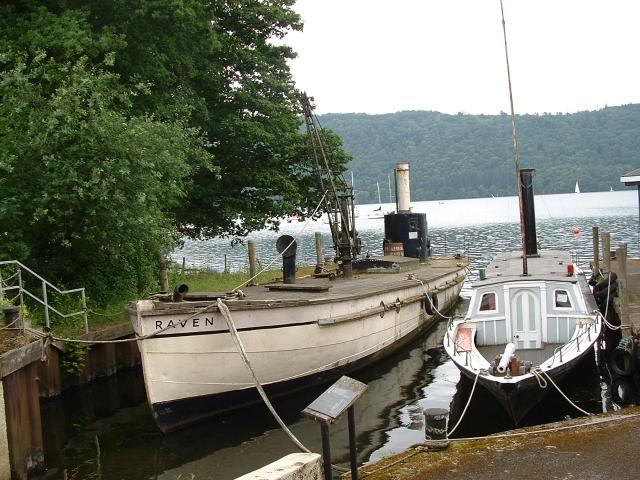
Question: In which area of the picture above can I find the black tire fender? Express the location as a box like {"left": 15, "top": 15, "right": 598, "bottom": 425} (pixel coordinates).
{"left": 611, "top": 376, "right": 637, "bottom": 405}
{"left": 423, "top": 292, "right": 439, "bottom": 316}
{"left": 609, "top": 347, "right": 638, "bottom": 376}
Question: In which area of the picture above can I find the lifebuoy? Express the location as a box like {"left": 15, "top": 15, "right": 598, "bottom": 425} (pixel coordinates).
{"left": 424, "top": 292, "right": 439, "bottom": 316}
{"left": 609, "top": 347, "right": 637, "bottom": 376}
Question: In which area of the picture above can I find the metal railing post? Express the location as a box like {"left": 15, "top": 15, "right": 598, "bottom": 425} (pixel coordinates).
{"left": 82, "top": 289, "right": 89, "bottom": 333}
{"left": 18, "top": 270, "right": 24, "bottom": 308}
{"left": 42, "top": 280, "right": 50, "bottom": 329}
{"left": 0, "top": 260, "right": 89, "bottom": 330}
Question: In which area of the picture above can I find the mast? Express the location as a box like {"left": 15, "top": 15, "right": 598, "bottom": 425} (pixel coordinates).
{"left": 499, "top": 0, "right": 528, "bottom": 276}
{"left": 301, "top": 93, "right": 360, "bottom": 277}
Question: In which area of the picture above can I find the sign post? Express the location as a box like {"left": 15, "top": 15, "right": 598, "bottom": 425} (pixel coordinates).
{"left": 302, "top": 376, "right": 368, "bottom": 480}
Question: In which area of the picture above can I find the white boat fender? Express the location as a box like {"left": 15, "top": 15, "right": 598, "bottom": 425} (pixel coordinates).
{"left": 497, "top": 342, "right": 517, "bottom": 374}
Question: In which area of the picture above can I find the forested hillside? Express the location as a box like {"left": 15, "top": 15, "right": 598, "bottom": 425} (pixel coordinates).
{"left": 319, "top": 104, "right": 640, "bottom": 204}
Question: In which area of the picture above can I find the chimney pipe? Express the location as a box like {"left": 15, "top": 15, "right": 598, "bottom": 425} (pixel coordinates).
{"left": 276, "top": 235, "right": 297, "bottom": 284}
{"left": 519, "top": 168, "right": 538, "bottom": 256}
{"left": 395, "top": 163, "right": 411, "bottom": 213}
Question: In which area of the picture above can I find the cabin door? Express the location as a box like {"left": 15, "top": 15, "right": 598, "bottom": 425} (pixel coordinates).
{"left": 510, "top": 288, "right": 542, "bottom": 349}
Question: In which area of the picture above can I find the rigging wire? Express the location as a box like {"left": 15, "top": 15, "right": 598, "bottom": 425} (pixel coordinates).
{"left": 499, "top": 0, "right": 528, "bottom": 275}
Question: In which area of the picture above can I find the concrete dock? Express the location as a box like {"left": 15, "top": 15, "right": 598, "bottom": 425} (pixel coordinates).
{"left": 352, "top": 407, "right": 640, "bottom": 480}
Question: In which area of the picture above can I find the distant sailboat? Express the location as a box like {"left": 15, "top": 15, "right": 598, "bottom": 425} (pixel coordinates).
{"left": 367, "top": 181, "right": 384, "bottom": 219}
{"left": 574, "top": 180, "right": 580, "bottom": 194}
{"left": 610, "top": 185, "right": 614, "bottom": 192}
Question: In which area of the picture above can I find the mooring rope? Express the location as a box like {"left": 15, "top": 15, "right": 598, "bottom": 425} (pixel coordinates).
{"left": 531, "top": 367, "right": 592, "bottom": 417}
{"left": 447, "top": 368, "right": 480, "bottom": 437}
{"left": 215, "top": 298, "right": 311, "bottom": 453}
{"left": 416, "top": 279, "right": 454, "bottom": 320}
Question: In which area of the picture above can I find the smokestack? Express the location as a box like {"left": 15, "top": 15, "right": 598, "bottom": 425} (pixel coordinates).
{"left": 519, "top": 168, "right": 538, "bottom": 256}
{"left": 395, "top": 163, "right": 411, "bottom": 213}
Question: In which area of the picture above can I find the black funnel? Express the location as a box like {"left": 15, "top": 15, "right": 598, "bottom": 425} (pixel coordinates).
{"left": 520, "top": 168, "right": 538, "bottom": 256}
{"left": 276, "top": 235, "right": 297, "bottom": 284}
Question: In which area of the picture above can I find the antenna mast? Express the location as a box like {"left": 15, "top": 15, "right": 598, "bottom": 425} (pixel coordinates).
{"left": 499, "top": 0, "right": 528, "bottom": 276}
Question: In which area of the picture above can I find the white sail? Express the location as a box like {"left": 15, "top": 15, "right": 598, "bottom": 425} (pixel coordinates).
{"left": 574, "top": 180, "right": 580, "bottom": 194}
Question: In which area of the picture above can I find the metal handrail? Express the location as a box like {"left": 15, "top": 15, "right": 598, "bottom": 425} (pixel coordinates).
{"left": 0, "top": 260, "right": 88, "bottom": 332}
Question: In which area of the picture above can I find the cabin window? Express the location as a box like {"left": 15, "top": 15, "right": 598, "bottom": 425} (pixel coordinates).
{"left": 554, "top": 289, "right": 572, "bottom": 308}
{"left": 479, "top": 292, "right": 497, "bottom": 312}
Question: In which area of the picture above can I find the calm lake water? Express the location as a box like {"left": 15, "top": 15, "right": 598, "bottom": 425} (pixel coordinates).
{"left": 39, "top": 190, "right": 640, "bottom": 480}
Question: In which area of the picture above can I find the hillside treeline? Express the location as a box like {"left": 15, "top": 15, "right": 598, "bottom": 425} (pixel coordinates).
{"left": 319, "top": 104, "right": 639, "bottom": 204}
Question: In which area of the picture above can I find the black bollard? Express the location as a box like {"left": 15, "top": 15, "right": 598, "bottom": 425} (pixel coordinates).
{"left": 1, "top": 306, "right": 21, "bottom": 328}
{"left": 423, "top": 407, "right": 450, "bottom": 449}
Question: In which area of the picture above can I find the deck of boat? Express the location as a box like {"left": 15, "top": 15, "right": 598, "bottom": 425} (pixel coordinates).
{"left": 229, "top": 255, "right": 465, "bottom": 303}
{"left": 477, "top": 342, "right": 562, "bottom": 367}
{"left": 145, "top": 256, "right": 468, "bottom": 314}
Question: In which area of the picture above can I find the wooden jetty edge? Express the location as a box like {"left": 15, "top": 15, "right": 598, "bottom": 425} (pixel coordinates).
{"left": 349, "top": 407, "right": 640, "bottom": 480}
{"left": 0, "top": 323, "right": 139, "bottom": 480}
{"left": 592, "top": 226, "right": 640, "bottom": 336}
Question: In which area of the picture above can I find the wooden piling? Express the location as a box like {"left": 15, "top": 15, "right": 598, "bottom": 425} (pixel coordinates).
{"left": 36, "top": 347, "right": 61, "bottom": 398}
{"left": 0, "top": 340, "right": 45, "bottom": 480}
{"left": 89, "top": 343, "right": 117, "bottom": 380}
{"left": 601, "top": 232, "right": 611, "bottom": 273}
{"left": 315, "top": 232, "right": 324, "bottom": 273}
{"left": 616, "top": 244, "right": 631, "bottom": 336}
{"left": 158, "top": 251, "right": 170, "bottom": 293}
{"left": 592, "top": 226, "right": 600, "bottom": 274}
{"left": 248, "top": 241, "right": 258, "bottom": 286}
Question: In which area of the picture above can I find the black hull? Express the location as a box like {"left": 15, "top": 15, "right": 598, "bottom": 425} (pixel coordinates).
{"left": 459, "top": 346, "right": 595, "bottom": 425}
{"left": 153, "top": 298, "right": 457, "bottom": 433}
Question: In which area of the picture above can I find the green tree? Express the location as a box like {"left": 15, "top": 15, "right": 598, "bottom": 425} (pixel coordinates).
{"left": 0, "top": 1, "right": 351, "bottom": 303}
{"left": 0, "top": 50, "right": 212, "bottom": 303}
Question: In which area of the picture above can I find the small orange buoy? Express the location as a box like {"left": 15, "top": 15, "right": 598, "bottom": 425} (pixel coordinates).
{"left": 573, "top": 227, "right": 581, "bottom": 236}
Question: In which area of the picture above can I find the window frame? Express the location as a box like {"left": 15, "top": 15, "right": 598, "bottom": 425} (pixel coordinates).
{"left": 553, "top": 288, "right": 573, "bottom": 310}
{"left": 478, "top": 291, "right": 498, "bottom": 313}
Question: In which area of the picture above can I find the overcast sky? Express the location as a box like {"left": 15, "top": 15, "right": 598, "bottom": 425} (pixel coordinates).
{"left": 284, "top": 0, "right": 640, "bottom": 115}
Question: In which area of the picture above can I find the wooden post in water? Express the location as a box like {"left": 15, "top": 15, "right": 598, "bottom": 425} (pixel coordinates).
{"left": 602, "top": 232, "right": 611, "bottom": 273}
{"left": 181, "top": 257, "right": 186, "bottom": 275}
{"left": 248, "top": 241, "right": 258, "bottom": 286}
{"left": 592, "top": 226, "right": 600, "bottom": 275}
{"left": 158, "top": 251, "right": 170, "bottom": 293}
{"left": 616, "top": 244, "right": 632, "bottom": 336}
{"left": 315, "top": 232, "right": 324, "bottom": 274}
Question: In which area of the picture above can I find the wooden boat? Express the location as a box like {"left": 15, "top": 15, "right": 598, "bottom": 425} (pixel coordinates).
{"left": 444, "top": 248, "right": 601, "bottom": 424}
{"left": 129, "top": 98, "right": 467, "bottom": 433}
{"left": 444, "top": 5, "right": 600, "bottom": 425}
{"left": 131, "top": 252, "right": 466, "bottom": 432}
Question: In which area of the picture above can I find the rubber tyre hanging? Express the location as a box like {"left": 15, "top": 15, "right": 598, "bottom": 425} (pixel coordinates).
{"left": 611, "top": 376, "right": 637, "bottom": 405}
{"left": 609, "top": 347, "right": 638, "bottom": 376}
{"left": 424, "top": 293, "right": 439, "bottom": 316}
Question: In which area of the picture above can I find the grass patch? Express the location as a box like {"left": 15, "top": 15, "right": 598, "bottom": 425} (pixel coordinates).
{"left": 7, "top": 264, "right": 331, "bottom": 339}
